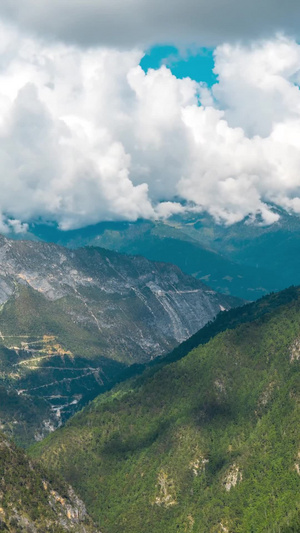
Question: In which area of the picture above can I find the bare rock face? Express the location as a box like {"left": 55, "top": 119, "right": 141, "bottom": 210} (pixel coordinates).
{"left": 0, "top": 235, "right": 241, "bottom": 356}
{"left": 289, "top": 337, "right": 300, "bottom": 362}
{"left": 0, "top": 236, "right": 242, "bottom": 445}
{"left": 223, "top": 464, "right": 243, "bottom": 492}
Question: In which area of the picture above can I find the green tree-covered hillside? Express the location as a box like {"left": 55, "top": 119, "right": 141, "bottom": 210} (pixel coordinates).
{"left": 32, "top": 288, "right": 300, "bottom": 533}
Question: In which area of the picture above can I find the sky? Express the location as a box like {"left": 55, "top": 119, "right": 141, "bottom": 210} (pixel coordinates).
{"left": 1, "top": 1, "right": 300, "bottom": 232}
{"left": 140, "top": 46, "right": 217, "bottom": 86}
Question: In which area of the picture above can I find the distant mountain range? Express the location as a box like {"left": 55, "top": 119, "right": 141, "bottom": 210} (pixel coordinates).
{"left": 13, "top": 207, "right": 300, "bottom": 300}
{"left": 0, "top": 235, "right": 240, "bottom": 445}
{"left": 32, "top": 286, "right": 300, "bottom": 533}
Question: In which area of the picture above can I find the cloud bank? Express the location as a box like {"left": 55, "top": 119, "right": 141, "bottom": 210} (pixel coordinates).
{"left": 1, "top": 26, "right": 300, "bottom": 230}
{"left": 0, "top": 0, "right": 299, "bottom": 48}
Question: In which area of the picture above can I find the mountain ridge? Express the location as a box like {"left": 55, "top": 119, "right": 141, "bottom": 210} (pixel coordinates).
{"left": 31, "top": 285, "right": 300, "bottom": 533}
{"left": 18, "top": 210, "right": 300, "bottom": 300}
{"left": 0, "top": 235, "right": 241, "bottom": 446}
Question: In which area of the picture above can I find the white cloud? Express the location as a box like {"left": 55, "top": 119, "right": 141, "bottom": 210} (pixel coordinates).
{"left": 175, "top": 36, "right": 300, "bottom": 223}
{"left": 0, "top": 28, "right": 300, "bottom": 228}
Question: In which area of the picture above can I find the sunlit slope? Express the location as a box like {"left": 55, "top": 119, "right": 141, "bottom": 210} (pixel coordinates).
{"left": 33, "top": 287, "right": 300, "bottom": 533}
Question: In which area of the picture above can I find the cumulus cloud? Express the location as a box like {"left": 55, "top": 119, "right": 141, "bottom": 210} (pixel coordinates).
{"left": 1, "top": 27, "right": 300, "bottom": 229}
{"left": 0, "top": 0, "right": 299, "bottom": 48}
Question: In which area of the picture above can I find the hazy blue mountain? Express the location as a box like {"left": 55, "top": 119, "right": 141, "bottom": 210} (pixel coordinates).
{"left": 16, "top": 207, "right": 300, "bottom": 300}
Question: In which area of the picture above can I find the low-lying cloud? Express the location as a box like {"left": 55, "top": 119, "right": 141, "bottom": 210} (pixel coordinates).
{"left": 1, "top": 26, "right": 300, "bottom": 230}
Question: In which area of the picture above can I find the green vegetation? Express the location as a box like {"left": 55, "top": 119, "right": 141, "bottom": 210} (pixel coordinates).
{"left": 0, "top": 285, "right": 125, "bottom": 446}
{"left": 0, "top": 432, "right": 98, "bottom": 532}
{"left": 110, "top": 286, "right": 299, "bottom": 385}
{"left": 32, "top": 287, "right": 300, "bottom": 533}
{"left": 0, "top": 283, "right": 123, "bottom": 360}
{"left": 0, "top": 384, "right": 54, "bottom": 448}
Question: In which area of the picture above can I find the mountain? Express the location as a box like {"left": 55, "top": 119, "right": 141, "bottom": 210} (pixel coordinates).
{"left": 22, "top": 208, "right": 300, "bottom": 300}
{"left": 20, "top": 219, "right": 270, "bottom": 300}
{"left": 0, "top": 432, "right": 99, "bottom": 532}
{"left": 31, "top": 286, "right": 300, "bottom": 533}
{"left": 0, "top": 235, "right": 240, "bottom": 445}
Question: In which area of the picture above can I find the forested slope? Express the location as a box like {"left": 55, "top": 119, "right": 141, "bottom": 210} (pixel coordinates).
{"left": 32, "top": 287, "right": 300, "bottom": 533}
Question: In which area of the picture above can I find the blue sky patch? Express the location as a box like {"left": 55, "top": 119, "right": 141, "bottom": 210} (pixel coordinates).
{"left": 140, "top": 45, "right": 217, "bottom": 86}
